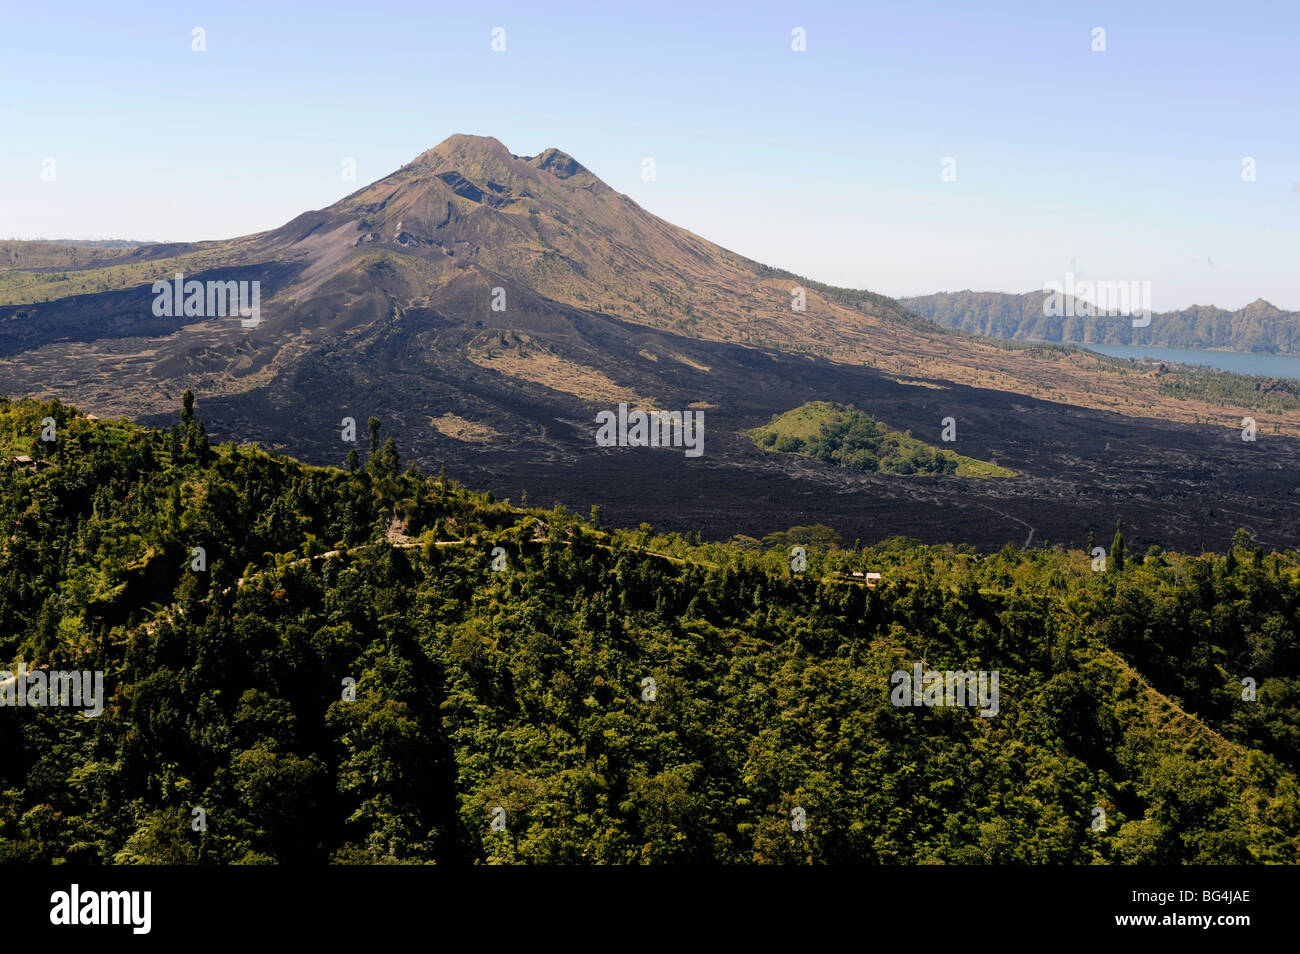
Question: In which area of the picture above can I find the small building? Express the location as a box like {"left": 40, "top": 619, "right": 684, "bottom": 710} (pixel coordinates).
{"left": 865, "top": 572, "right": 882, "bottom": 587}
{"left": 8, "top": 455, "right": 52, "bottom": 471}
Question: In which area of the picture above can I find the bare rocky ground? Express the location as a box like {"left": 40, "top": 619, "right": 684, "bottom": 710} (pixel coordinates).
{"left": 134, "top": 309, "right": 1300, "bottom": 554}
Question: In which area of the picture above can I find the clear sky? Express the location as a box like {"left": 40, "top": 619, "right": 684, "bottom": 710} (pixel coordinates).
{"left": 2, "top": 0, "right": 1296, "bottom": 311}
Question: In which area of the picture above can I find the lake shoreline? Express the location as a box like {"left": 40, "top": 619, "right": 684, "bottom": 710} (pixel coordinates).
{"left": 1073, "top": 342, "right": 1300, "bottom": 379}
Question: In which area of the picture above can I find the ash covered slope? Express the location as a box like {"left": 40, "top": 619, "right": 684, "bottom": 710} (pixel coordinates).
{"left": 1, "top": 136, "right": 1298, "bottom": 552}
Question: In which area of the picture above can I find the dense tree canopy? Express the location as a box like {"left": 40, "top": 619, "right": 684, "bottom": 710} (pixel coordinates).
{"left": 0, "top": 397, "right": 1296, "bottom": 864}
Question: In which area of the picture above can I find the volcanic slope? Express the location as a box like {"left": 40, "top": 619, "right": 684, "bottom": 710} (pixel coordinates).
{"left": 1, "top": 135, "right": 1297, "bottom": 549}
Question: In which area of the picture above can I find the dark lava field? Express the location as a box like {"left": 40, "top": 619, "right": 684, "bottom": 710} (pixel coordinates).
{"left": 139, "top": 309, "right": 1300, "bottom": 555}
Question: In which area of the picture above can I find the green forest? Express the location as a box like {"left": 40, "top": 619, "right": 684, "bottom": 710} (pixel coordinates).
{"left": 0, "top": 395, "right": 1297, "bottom": 864}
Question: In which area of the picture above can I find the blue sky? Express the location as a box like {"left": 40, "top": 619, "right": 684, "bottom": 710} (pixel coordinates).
{"left": 2, "top": 0, "right": 1296, "bottom": 310}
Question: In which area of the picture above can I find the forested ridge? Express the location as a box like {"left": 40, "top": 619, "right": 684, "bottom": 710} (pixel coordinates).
{"left": 0, "top": 396, "right": 1297, "bottom": 864}
{"left": 903, "top": 290, "right": 1300, "bottom": 355}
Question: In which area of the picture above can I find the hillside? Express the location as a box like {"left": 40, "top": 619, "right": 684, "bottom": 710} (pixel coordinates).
{"left": 2, "top": 136, "right": 1299, "bottom": 554}
{"left": 0, "top": 135, "right": 1297, "bottom": 435}
{"left": 903, "top": 290, "right": 1300, "bottom": 355}
{"left": 1, "top": 397, "right": 1298, "bottom": 864}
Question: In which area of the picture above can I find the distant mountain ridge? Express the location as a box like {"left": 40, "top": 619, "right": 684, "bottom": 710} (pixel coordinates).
{"left": 901, "top": 290, "right": 1300, "bottom": 354}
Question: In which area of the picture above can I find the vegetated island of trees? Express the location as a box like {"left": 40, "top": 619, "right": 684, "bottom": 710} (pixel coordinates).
{"left": 0, "top": 395, "right": 1296, "bottom": 865}
{"left": 750, "top": 401, "right": 1017, "bottom": 477}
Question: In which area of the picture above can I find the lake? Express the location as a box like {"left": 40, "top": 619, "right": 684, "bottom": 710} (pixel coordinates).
{"left": 1082, "top": 343, "right": 1300, "bottom": 379}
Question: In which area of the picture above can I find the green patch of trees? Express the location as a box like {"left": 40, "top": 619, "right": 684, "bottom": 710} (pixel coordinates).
{"left": 755, "top": 402, "right": 958, "bottom": 475}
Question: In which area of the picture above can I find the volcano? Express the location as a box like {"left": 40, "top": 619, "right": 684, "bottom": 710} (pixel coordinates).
{"left": 1, "top": 134, "right": 1297, "bottom": 550}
